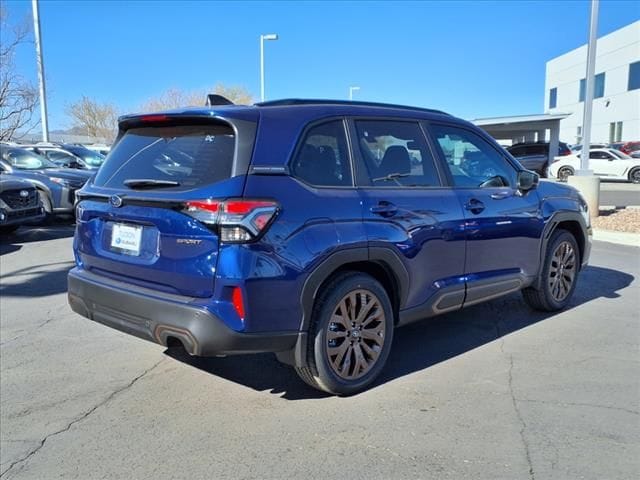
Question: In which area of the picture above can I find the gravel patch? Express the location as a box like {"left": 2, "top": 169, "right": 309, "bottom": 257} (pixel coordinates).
{"left": 593, "top": 207, "right": 640, "bottom": 233}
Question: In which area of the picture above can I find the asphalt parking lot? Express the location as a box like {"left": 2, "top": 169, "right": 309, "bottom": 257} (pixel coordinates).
{"left": 1, "top": 223, "right": 639, "bottom": 480}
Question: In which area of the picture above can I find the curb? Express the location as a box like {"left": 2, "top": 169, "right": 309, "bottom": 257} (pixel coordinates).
{"left": 592, "top": 229, "right": 640, "bottom": 247}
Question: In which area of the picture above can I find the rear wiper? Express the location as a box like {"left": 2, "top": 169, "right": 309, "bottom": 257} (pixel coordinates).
{"left": 372, "top": 172, "right": 410, "bottom": 185}
{"left": 123, "top": 179, "right": 180, "bottom": 189}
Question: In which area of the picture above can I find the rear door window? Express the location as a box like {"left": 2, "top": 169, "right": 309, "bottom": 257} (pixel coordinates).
{"left": 291, "top": 120, "right": 352, "bottom": 187}
{"left": 93, "top": 124, "right": 236, "bottom": 190}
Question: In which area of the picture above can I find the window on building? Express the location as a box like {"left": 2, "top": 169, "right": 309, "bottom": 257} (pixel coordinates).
{"left": 548, "top": 88, "right": 557, "bottom": 109}
{"left": 579, "top": 74, "right": 605, "bottom": 101}
{"left": 616, "top": 122, "right": 623, "bottom": 142}
{"left": 576, "top": 126, "right": 582, "bottom": 143}
{"left": 629, "top": 61, "right": 640, "bottom": 91}
{"left": 609, "top": 123, "right": 616, "bottom": 143}
{"left": 594, "top": 73, "right": 605, "bottom": 99}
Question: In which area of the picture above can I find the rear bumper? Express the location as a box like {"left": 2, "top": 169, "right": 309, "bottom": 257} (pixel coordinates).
{"left": 67, "top": 268, "right": 298, "bottom": 356}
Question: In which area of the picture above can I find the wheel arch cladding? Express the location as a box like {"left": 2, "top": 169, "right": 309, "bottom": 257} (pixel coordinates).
{"left": 300, "top": 247, "right": 409, "bottom": 333}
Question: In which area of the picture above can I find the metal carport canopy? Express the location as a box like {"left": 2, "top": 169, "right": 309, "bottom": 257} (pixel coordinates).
{"left": 471, "top": 113, "right": 571, "bottom": 166}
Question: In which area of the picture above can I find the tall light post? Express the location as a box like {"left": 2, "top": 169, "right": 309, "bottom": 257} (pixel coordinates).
{"left": 568, "top": 0, "right": 600, "bottom": 218}
{"left": 349, "top": 86, "right": 360, "bottom": 100}
{"left": 579, "top": 0, "right": 599, "bottom": 174}
{"left": 260, "top": 34, "right": 278, "bottom": 102}
{"left": 32, "top": 0, "right": 49, "bottom": 142}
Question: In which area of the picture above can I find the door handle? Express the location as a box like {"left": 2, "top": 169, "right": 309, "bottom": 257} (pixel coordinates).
{"left": 490, "top": 191, "right": 512, "bottom": 200}
{"left": 464, "top": 198, "right": 485, "bottom": 214}
{"left": 370, "top": 201, "right": 398, "bottom": 217}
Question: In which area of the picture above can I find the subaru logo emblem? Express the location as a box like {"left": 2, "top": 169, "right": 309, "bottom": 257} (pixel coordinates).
{"left": 19, "top": 190, "right": 29, "bottom": 198}
{"left": 110, "top": 195, "right": 123, "bottom": 208}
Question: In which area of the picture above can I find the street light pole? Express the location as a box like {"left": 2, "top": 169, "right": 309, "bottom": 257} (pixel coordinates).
{"left": 568, "top": 0, "right": 600, "bottom": 218}
{"left": 579, "top": 0, "right": 599, "bottom": 174}
{"left": 349, "top": 86, "right": 360, "bottom": 100}
{"left": 260, "top": 34, "right": 278, "bottom": 102}
{"left": 32, "top": 0, "right": 49, "bottom": 142}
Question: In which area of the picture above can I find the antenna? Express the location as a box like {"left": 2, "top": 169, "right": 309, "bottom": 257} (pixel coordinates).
{"left": 206, "top": 94, "right": 234, "bottom": 106}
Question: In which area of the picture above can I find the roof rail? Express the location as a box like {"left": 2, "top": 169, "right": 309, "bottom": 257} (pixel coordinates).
{"left": 206, "top": 94, "right": 234, "bottom": 106}
{"left": 255, "top": 98, "right": 450, "bottom": 116}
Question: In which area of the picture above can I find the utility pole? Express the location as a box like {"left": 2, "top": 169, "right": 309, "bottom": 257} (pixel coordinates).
{"left": 32, "top": 0, "right": 49, "bottom": 142}
{"left": 568, "top": 0, "right": 600, "bottom": 218}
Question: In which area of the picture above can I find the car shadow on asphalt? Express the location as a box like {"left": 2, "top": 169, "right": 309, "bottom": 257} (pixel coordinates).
{"left": 165, "top": 264, "right": 634, "bottom": 400}
{"left": 0, "top": 219, "right": 75, "bottom": 255}
{"left": 0, "top": 222, "right": 76, "bottom": 297}
{"left": 0, "top": 261, "right": 76, "bottom": 297}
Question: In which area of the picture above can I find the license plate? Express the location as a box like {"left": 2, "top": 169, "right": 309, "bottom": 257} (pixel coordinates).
{"left": 111, "top": 223, "right": 142, "bottom": 255}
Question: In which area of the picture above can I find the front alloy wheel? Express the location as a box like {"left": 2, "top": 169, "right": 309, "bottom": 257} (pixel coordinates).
{"left": 548, "top": 240, "right": 577, "bottom": 302}
{"left": 557, "top": 166, "right": 574, "bottom": 181}
{"left": 522, "top": 229, "right": 580, "bottom": 311}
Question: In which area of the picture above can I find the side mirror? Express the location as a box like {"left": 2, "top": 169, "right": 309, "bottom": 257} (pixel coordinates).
{"left": 517, "top": 170, "right": 539, "bottom": 192}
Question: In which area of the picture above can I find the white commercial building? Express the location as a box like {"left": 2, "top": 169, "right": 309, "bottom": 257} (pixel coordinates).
{"left": 544, "top": 21, "right": 640, "bottom": 144}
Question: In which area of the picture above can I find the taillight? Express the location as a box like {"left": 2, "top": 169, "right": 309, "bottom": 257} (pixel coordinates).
{"left": 183, "top": 199, "right": 279, "bottom": 243}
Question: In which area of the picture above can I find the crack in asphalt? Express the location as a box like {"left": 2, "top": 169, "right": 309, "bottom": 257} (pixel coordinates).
{"left": 0, "top": 309, "right": 70, "bottom": 347}
{"left": 0, "top": 359, "right": 164, "bottom": 479}
{"left": 506, "top": 351, "right": 536, "bottom": 480}
{"left": 515, "top": 398, "right": 639, "bottom": 416}
{"left": 493, "top": 311, "right": 536, "bottom": 480}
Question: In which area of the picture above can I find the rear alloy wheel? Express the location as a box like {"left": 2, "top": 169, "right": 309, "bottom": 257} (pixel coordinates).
{"left": 629, "top": 167, "right": 640, "bottom": 184}
{"left": 557, "top": 166, "right": 574, "bottom": 182}
{"left": 295, "top": 272, "right": 394, "bottom": 395}
{"left": 523, "top": 229, "right": 580, "bottom": 311}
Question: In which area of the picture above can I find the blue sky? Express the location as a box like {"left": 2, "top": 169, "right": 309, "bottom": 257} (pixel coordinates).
{"left": 3, "top": 0, "right": 639, "bottom": 130}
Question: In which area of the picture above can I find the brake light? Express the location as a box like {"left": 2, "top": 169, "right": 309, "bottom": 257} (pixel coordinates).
{"left": 140, "top": 114, "right": 169, "bottom": 122}
{"left": 183, "top": 199, "right": 279, "bottom": 243}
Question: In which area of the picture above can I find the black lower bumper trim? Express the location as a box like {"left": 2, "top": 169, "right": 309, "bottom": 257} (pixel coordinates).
{"left": 67, "top": 268, "right": 298, "bottom": 356}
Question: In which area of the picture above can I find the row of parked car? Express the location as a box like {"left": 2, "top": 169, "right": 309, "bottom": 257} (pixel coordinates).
{"left": 506, "top": 140, "right": 640, "bottom": 183}
{"left": 0, "top": 142, "right": 110, "bottom": 234}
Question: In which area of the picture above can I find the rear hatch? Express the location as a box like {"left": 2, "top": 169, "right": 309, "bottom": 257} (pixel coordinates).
{"left": 75, "top": 115, "right": 254, "bottom": 297}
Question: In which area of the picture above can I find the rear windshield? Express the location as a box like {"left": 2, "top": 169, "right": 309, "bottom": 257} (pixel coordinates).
{"left": 93, "top": 124, "right": 235, "bottom": 190}
{"left": 68, "top": 147, "right": 105, "bottom": 167}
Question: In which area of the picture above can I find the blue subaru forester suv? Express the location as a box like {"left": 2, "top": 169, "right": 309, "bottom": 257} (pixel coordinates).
{"left": 68, "top": 99, "right": 591, "bottom": 395}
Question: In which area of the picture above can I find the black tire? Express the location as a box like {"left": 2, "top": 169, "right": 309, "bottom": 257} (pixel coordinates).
{"left": 522, "top": 229, "right": 580, "bottom": 312}
{"left": 629, "top": 167, "right": 640, "bottom": 184}
{"left": 295, "top": 272, "right": 394, "bottom": 396}
{"left": 39, "top": 193, "right": 53, "bottom": 224}
{"left": 557, "top": 166, "right": 574, "bottom": 182}
{"left": 0, "top": 225, "right": 19, "bottom": 234}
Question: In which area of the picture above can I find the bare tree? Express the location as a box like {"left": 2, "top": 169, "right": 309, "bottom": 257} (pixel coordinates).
{"left": 66, "top": 96, "right": 118, "bottom": 140}
{"left": 140, "top": 84, "right": 254, "bottom": 112}
{"left": 0, "top": 7, "right": 38, "bottom": 141}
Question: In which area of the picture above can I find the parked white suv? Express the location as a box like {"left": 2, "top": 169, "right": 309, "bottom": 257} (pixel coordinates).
{"left": 549, "top": 148, "right": 640, "bottom": 183}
